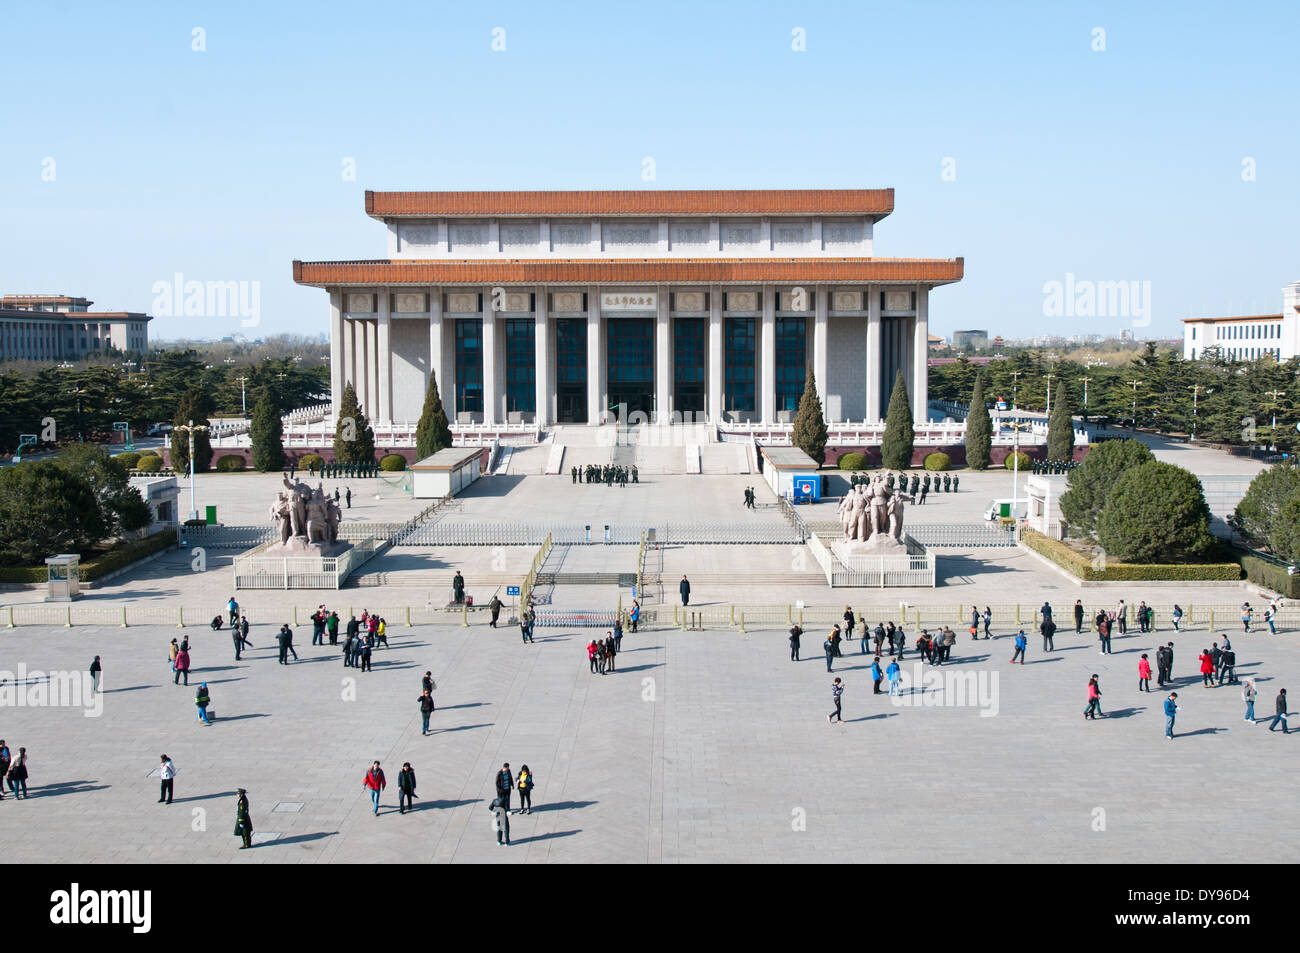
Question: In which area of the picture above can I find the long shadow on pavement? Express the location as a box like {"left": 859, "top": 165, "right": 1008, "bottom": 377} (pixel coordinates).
{"left": 435, "top": 723, "right": 493, "bottom": 734}
{"left": 102, "top": 685, "right": 158, "bottom": 693}
{"left": 172, "top": 790, "right": 239, "bottom": 803}
{"left": 25, "top": 780, "right": 110, "bottom": 798}
{"left": 264, "top": 831, "right": 339, "bottom": 847}
{"left": 529, "top": 800, "right": 597, "bottom": 812}
{"left": 511, "top": 829, "right": 581, "bottom": 844}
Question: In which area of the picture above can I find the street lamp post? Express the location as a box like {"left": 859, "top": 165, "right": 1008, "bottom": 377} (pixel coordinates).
{"left": 1265, "top": 389, "right": 1286, "bottom": 447}
{"left": 1079, "top": 376, "right": 1093, "bottom": 424}
{"left": 1044, "top": 372, "right": 1056, "bottom": 416}
{"left": 1008, "top": 420, "right": 1030, "bottom": 513}
{"left": 1010, "top": 370, "right": 1022, "bottom": 409}
{"left": 1125, "top": 380, "right": 1144, "bottom": 430}
{"left": 235, "top": 375, "right": 250, "bottom": 417}
{"left": 173, "top": 419, "right": 210, "bottom": 522}
{"left": 1187, "top": 384, "right": 1207, "bottom": 441}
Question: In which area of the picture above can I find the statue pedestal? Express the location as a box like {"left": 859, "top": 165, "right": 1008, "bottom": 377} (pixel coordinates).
{"left": 262, "top": 538, "right": 353, "bottom": 559}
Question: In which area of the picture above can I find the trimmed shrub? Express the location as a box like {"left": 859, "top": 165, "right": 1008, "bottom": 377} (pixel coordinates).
{"left": 1233, "top": 548, "right": 1300, "bottom": 599}
{"left": 837, "top": 452, "right": 868, "bottom": 471}
{"left": 82, "top": 530, "right": 178, "bottom": 580}
{"left": 1021, "top": 529, "right": 1240, "bottom": 581}
{"left": 136, "top": 454, "right": 163, "bottom": 473}
{"left": 379, "top": 453, "right": 407, "bottom": 472}
{"left": 115, "top": 451, "right": 142, "bottom": 470}
{"left": 923, "top": 452, "right": 950, "bottom": 471}
{"left": 1004, "top": 451, "right": 1031, "bottom": 471}
{"left": 1096, "top": 460, "right": 1212, "bottom": 563}
{"left": 0, "top": 565, "right": 47, "bottom": 584}
{"left": 299, "top": 453, "right": 325, "bottom": 473}
{"left": 215, "top": 454, "right": 246, "bottom": 472}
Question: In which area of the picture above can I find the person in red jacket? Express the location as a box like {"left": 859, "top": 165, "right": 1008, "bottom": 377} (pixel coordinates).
{"left": 1198, "top": 649, "right": 1215, "bottom": 688}
{"left": 1084, "top": 675, "right": 1102, "bottom": 719}
{"left": 1138, "top": 654, "right": 1152, "bottom": 693}
{"left": 363, "top": 761, "right": 386, "bottom": 816}
{"left": 173, "top": 647, "right": 191, "bottom": 686}
{"left": 587, "top": 640, "right": 599, "bottom": 674}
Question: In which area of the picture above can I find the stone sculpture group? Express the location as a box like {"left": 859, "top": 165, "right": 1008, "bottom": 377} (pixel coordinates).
{"left": 837, "top": 472, "right": 911, "bottom": 552}
{"left": 269, "top": 474, "right": 342, "bottom": 551}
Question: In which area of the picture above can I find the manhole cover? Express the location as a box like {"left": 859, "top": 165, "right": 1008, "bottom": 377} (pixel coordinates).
{"left": 272, "top": 801, "right": 304, "bottom": 813}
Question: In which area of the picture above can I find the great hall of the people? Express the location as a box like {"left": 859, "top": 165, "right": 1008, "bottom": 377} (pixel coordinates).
{"left": 294, "top": 189, "right": 963, "bottom": 429}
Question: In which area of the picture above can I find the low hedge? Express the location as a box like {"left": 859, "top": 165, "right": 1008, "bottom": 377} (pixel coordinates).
{"left": 1004, "top": 452, "right": 1032, "bottom": 471}
{"left": 0, "top": 529, "right": 177, "bottom": 585}
{"left": 379, "top": 453, "right": 407, "bottom": 472}
{"left": 923, "top": 452, "right": 950, "bottom": 471}
{"left": 837, "top": 452, "right": 868, "bottom": 471}
{"left": 136, "top": 454, "right": 163, "bottom": 473}
{"left": 299, "top": 453, "right": 325, "bottom": 473}
{"left": 115, "top": 451, "right": 142, "bottom": 470}
{"left": 216, "top": 454, "right": 246, "bottom": 472}
{"left": 1234, "top": 548, "right": 1300, "bottom": 598}
{"left": 1021, "top": 528, "right": 1242, "bottom": 581}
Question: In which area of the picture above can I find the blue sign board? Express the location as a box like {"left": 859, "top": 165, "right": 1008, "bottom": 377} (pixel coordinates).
{"left": 792, "top": 475, "right": 820, "bottom": 503}
{"left": 506, "top": 586, "right": 520, "bottom": 596}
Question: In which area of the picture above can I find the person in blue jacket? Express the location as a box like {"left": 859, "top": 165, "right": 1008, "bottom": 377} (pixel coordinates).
{"left": 1164, "top": 692, "right": 1180, "bottom": 739}
{"left": 886, "top": 658, "right": 901, "bottom": 697}
{"left": 871, "top": 656, "right": 884, "bottom": 694}
{"left": 1011, "top": 630, "right": 1028, "bottom": 665}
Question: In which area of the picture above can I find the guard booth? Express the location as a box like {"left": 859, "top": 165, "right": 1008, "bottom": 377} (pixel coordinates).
{"left": 45, "top": 554, "right": 82, "bottom": 602}
{"left": 411, "top": 448, "right": 483, "bottom": 499}
{"left": 759, "top": 447, "right": 821, "bottom": 502}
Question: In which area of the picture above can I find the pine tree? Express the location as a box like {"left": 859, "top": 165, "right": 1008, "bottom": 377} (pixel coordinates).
{"left": 170, "top": 389, "right": 214, "bottom": 473}
{"left": 880, "top": 369, "right": 914, "bottom": 470}
{"left": 964, "top": 372, "right": 992, "bottom": 470}
{"left": 333, "top": 383, "right": 376, "bottom": 466}
{"left": 791, "top": 366, "right": 828, "bottom": 466}
{"left": 1047, "top": 385, "right": 1075, "bottom": 461}
{"left": 250, "top": 391, "right": 286, "bottom": 472}
{"left": 415, "top": 369, "right": 453, "bottom": 460}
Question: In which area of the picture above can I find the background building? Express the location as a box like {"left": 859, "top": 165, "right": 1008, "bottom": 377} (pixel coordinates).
{"left": 951, "top": 329, "right": 989, "bottom": 349}
{"left": 1183, "top": 281, "right": 1300, "bottom": 361}
{"left": 0, "top": 294, "right": 151, "bottom": 361}
{"left": 295, "top": 189, "right": 962, "bottom": 427}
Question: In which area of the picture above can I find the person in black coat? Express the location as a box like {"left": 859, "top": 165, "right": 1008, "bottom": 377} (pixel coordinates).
{"left": 234, "top": 789, "right": 253, "bottom": 849}
{"left": 495, "top": 763, "right": 514, "bottom": 813}
{"left": 1074, "top": 600, "right": 1085, "bottom": 633}
{"left": 789, "top": 624, "right": 802, "bottom": 661}
{"left": 397, "top": 763, "right": 418, "bottom": 813}
{"left": 679, "top": 575, "right": 691, "bottom": 606}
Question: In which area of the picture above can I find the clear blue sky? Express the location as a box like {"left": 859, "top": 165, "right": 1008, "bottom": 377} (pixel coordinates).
{"left": 2, "top": 0, "right": 1297, "bottom": 342}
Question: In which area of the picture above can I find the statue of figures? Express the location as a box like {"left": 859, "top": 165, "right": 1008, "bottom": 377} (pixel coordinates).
{"left": 869, "top": 477, "right": 890, "bottom": 539}
{"left": 889, "top": 491, "right": 909, "bottom": 541}
{"left": 850, "top": 484, "right": 868, "bottom": 542}
{"left": 325, "top": 494, "right": 342, "bottom": 543}
{"left": 305, "top": 488, "right": 330, "bottom": 543}
{"left": 269, "top": 493, "right": 292, "bottom": 544}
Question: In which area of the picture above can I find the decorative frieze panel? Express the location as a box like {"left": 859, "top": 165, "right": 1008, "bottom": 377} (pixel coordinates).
{"left": 824, "top": 221, "right": 865, "bottom": 245}
{"left": 398, "top": 225, "right": 437, "bottom": 251}
{"left": 551, "top": 291, "right": 583, "bottom": 312}
{"left": 446, "top": 292, "right": 479, "bottom": 313}
{"left": 500, "top": 222, "right": 540, "bottom": 247}
{"left": 722, "top": 221, "right": 760, "bottom": 247}
{"left": 773, "top": 223, "right": 810, "bottom": 245}
{"left": 552, "top": 223, "right": 591, "bottom": 246}
{"left": 394, "top": 293, "right": 426, "bottom": 313}
{"left": 779, "top": 290, "right": 812, "bottom": 311}
{"left": 604, "top": 223, "right": 655, "bottom": 245}
{"left": 674, "top": 291, "right": 705, "bottom": 312}
{"left": 884, "top": 291, "right": 913, "bottom": 312}
{"left": 346, "top": 293, "right": 375, "bottom": 313}
{"left": 726, "top": 291, "right": 757, "bottom": 311}
{"left": 669, "top": 222, "right": 710, "bottom": 246}
{"left": 832, "top": 291, "right": 863, "bottom": 311}
{"left": 450, "top": 224, "right": 488, "bottom": 248}
{"left": 502, "top": 292, "right": 532, "bottom": 312}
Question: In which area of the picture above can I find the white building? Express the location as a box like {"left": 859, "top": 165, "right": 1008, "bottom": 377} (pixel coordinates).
{"left": 294, "top": 190, "right": 963, "bottom": 428}
{"left": 1183, "top": 280, "right": 1300, "bottom": 362}
{"left": 0, "top": 294, "right": 151, "bottom": 361}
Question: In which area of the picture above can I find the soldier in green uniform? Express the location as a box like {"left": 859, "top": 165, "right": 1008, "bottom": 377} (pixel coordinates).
{"left": 234, "top": 789, "right": 253, "bottom": 849}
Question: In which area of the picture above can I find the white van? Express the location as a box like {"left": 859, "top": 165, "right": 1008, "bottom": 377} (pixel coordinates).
{"left": 983, "top": 498, "right": 1027, "bottom": 521}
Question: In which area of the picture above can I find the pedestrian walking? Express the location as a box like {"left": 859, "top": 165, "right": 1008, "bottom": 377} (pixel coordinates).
{"left": 1040, "top": 615, "right": 1056, "bottom": 652}
{"left": 789, "top": 624, "right": 802, "bottom": 661}
{"left": 240, "top": 615, "right": 252, "bottom": 649}
{"left": 1084, "top": 676, "right": 1102, "bottom": 719}
{"left": 452, "top": 571, "right": 465, "bottom": 605}
{"left": 1241, "top": 602, "right": 1253, "bottom": 633}
{"left": 1219, "top": 645, "right": 1237, "bottom": 686}
{"left": 1269, "top": 689, "right": 1289, "bottom": 733}
{"left": 158, "top": 755, "right": 176, "bottom": 804}
{"left": 1073, "top": 600, "right": 1084, "bottom": 634}
{"left": 495, "top": 763, "right": 514, "bottom": 813}
{"left": 1011, "top": 630, "right": 1027, "bottom": 665}
{"left": 828, "top": 677, "right": 844, "bottom": 724}
{"left": 830, "top": 624, "right": 843, "bottom": 658}
{"left": 1138, "top": 654, "right": 1152, "bottom": 692}
{"left": 234, "top": 790, "right": 253, "bottom": 849}
{"left": 1264, "top": 605, "right": 1276, "bottom": 634}
{"left": 363, "top": 761, "right": 386, "bottom": 815}
{"left": 517, "top": 764, "right": 535, "bottom": 814}
{"left": 232, "top": 624, "right": 244, "bottom": 661}
{"left": 679, "top": 575, "right": 691, "bottom": 606}
{"left": 360, "top": 640, "right": 372, "bottom": 672}
{"left": 417, "top": 689, "right": 435, "bottom": 735}
{"left": 195, "top": 683, "right": 212, "bottom": 725}
{"left": 277, "top": 624, "right": 292, "bottom": 665}
{"left": 587, "top": 639, "right": 599, "bottom": 674}
{"left": 0, "top": 741, "right": 9, "bottom": 801}
{"left": 173, "top": 645, "right": 190, "bottom": 685}
{"left": 982, "top": 606, "right": 992, "bottom": 639}
{"left": 871, "top": 657, "right": 884, "bottom": 695}
{"left": 227, "top": 596, "right": 239, "bottom": 628}
{"left": 823, "top": 635, "right": 835, "bottom": 672}
{"left": 326, "top": 610, "right": 339, "bottom": 644}
{"left": 490, "top": 795, "right": 511, "bottom": 846}
{"left": 89, "top": 656, "right": 101, "bottom": 693}
{"left": 1164, "top": 692, "right": 1180, "bottom": 739}
{"left": 605, "top": 634, "right": 617, "bottom": 672}
{"left": 1172, "top": 604, "right": 1183, "bottom": 632}
{"left": 1198, "top": 648, "right": 1215, "bottom": 688}
{"left": 5, "top": 747, "right": 28, "bottom": 798}
{"left": 630, "top": 600, "right": 640, "bottom": 633}
{"left": 345, "top": 487, "right": 352, "bottom": 509}
{"left": 1117, "top": 599, "right": 1128, "bottom": 635}
{"left": 613, "top": 618, "right": 623, "bottom": 654}
{"left": 844, "top": 606, "right": 856, "bottom": 640}
{"left": 489, "top": 595, "right": 502, "bottom": 628}
{"left": 397, "top": 763, "right": 417, "bottom": 814}
{"left": 886, "top": 658, "right": 901, "bottom": 697}
{"left": 1242, "top": 679, "right": 1258, "bottom": 724}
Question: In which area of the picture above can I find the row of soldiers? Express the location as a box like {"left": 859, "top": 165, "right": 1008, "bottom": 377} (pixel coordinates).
{"left": 572, "top": 464, "right": 639, "bottom": 486}
{"left": 297, "top": 460, "right": 381, "bottom": 479}
{"left": 848, "top": 472, "right": 960, "bottom": 495}
{"left": 1030, "top": 459, "right": 1078, "bottom": 475}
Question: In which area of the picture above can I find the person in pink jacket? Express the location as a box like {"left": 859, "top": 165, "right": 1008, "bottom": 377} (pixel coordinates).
{"left": 1138, "top": 654, "right": 1152, "bottom": 693}
{"left": 1084, "top": 675, "right": 1103, "bottom": 719}
{"left": 363, "top": 761, "right": 386, "bottom": 816}
{"left": 173, "top": 647, "right": 191, "bottom": 686}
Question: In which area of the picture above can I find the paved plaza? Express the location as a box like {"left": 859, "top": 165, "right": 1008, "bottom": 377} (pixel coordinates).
{"left": 1, "top": 608, "right": 1295, "bottom": 863}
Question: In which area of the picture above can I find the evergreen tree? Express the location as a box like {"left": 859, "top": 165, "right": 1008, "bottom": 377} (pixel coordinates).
{"left": 880, "top": 370, "right": 914, "bottom": 470}
{"left": 1047, "top": 386, "right": 1075, "bottom": 460}
{"left": 1059, "top": 438, "right": 1153, "bottom": 537}
{"left": 964, "top": 373, "right": 992, "bottom": 470}
{"left": 333, "top": 383, "right": 375, "bottom": 466}
{"left": 415, "top": 369, "right": 453, "bottom": 460}
{"left": 791, "top": 366, "right": 828, "bottom": 466}
{"left": 250, "top": 391, "right": 286, "bottom": 472}
{"left": 170, "top": 389, "right": 214, "bottom": 473}
{"left": 1096, "top": 461, "right": 1213, "bottom": 563}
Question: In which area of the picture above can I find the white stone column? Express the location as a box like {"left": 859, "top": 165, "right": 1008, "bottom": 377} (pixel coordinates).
{"left": 760, "top": 286, "right": 776, "bottom": 424}
{"left": 429, "top": 287, "right": 444, "bottom": 411}
{"left": 913, "top": 286, "right": 930, "bottom": 425}
{"left": 360, "top": 318, "right": 373, "bottom": 420}
{"left": 481, "top": 286, "right": 498, "bottom": 425}
{"left": 587, "top": 285, "right": 602, "bottom": 424}
{"left": 534, "top": 285, "right": 549, "bottom": 425}
{"left": 866, "top": 289, "right": 882, "bottom": 421}
{"left": 329, "top": 292, "right": 344, "bottom": 416}
{"left": 656, "top": 286, "right": 671, "bottom": 423}
{"left": 708, "top": 286, "right": 723, "bottom": 422}
{"left": 814, "top": 287, "right": 829, "bottom": 421}
{"left": 377, "top": 290, "right": 392, "bottom": 426}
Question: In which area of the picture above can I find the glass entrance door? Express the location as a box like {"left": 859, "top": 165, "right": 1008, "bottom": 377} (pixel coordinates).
{"left": 606, "top": 318, "right": 654, "bottom": 423}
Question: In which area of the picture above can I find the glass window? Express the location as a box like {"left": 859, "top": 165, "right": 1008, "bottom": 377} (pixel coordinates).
{"left": 774, "top": 316, "right": 807, "bottom": 412}
{"left": 504, "top": 319, "right": 535, "bottom": 414}
{"left": 455, "top": 318, "right": 483, "bottom": 415}
{"left": 724, "top": 317, "right": 755, "bottom": 413}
